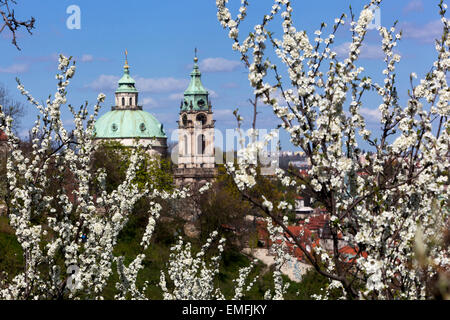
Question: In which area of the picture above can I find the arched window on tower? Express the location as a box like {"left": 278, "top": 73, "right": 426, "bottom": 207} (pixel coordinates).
{"left": 182, "top": 114, "right": 188, "bottom": 126}
{"left": 184, "top": 134, "right": 188, "bottom": 156}
{"left": 129, "top": 97, "right": 133, "bottom": 106}
{"left": 196, "top": 113, "right": 207, "bottom": 126}
{"left": 197, "top": 99, "right": 205, "bottom": 109}
{"left": 197, "top": 134, "right": 206, "bottom": 155}
{"left": 122, "top": 97, "right": 125, "bottom": 106}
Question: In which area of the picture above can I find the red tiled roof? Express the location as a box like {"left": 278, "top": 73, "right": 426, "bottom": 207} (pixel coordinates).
{"left": 256, "top": 220, "right": 321, "bottom": 262}
{"left": 307, "top": 215, "right": 328, "bottom": 230}
{"left": 0, "top": 130, "right": 7, "bottom": 141}
{"left": 256, "top": 216, "right": 366, "bottom": 264}
{"left": 283, "top": 226, "right": 320, "bottom": 261}
{"left": 339, "top": 245, "right": 368, "bottom": 263}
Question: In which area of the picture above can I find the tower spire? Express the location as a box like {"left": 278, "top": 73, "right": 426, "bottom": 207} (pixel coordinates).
{"left": 124, "top": 49, "right": 129, "bottom": 69}
{"left": 182, "top": 49, "right": 208, "bottom": 111}
{"left": 116, "top": 50, "right": 137, "bottom": 95}
{"left": 193, "top": 48, "right": 199, "bottom": 70}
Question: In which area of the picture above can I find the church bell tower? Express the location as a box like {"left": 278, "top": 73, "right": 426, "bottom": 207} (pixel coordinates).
{"left": 175, "top": 52, "right": 216, "bottom": 185}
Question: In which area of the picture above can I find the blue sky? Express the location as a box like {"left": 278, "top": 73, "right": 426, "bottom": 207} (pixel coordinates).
{"left": 0, "top": 0, "right": 445, "bottom": 151}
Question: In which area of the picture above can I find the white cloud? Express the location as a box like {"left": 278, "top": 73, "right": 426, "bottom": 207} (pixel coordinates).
{"left": 199, "top": 57, "right": 241, "bottom": 72}
{"left": 334, "top": 42, "right": 385, "bottom": 60}
{"left": 403, "top": 0, "right": 424, "bottom": 14}
{"left": 214, "top": 109, "right": 235, "bottom": 121}
{"left": 359, "top": 107, "right": 381, "bottom": 122}
{"left": 169, "top": 92, "right": 184, "bottom": 101}
{"left": 402, "top": 20, "right": 442, "bottom": 44}
{"left": 0, "top": 63, "right": 29, "bottom": 74}
{"left": 16, "top": 53, "right": 59, "bottom": 64}
{"left": 63, "top": 118, "right": 76, "bottom": 127}
{"left": 142, "top": 97, "right": 158, "bottom": 108}
{"left": 80, "top": 54, "right": 94, "bottom": 62}
{"left": 135, "top": 77, "right": 188, "bottom": 93}
{"left": 206, "top": 88, "right": 219, "bottom": 99}
{"left": 86, "top": 75, "right": 188, "bottom": 93}
{"left": 85, "top": 75, "right": 119, "bottom": 91}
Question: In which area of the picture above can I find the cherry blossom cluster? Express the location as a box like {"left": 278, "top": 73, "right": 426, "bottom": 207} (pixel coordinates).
{"left": 263, "top": 217, "right": 290, "bottom": 300}
{"left": 159, "top": 231, "right": 259, "bottom": 300}
{"left": 216, "top": 0, "right": 449, "bottom": 299}
{"left": 0, "top": 55, "right": 189, "bottom": 299}
{"left": 0, "top": 54, "right": 279, "bottom": 301}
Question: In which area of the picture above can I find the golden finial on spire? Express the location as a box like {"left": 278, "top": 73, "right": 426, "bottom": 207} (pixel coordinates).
{"left": 194, "top": 48, "right": 198, "bottom": 63}
{"left": 124, "top": 49, "right": 129, "bottom": 69}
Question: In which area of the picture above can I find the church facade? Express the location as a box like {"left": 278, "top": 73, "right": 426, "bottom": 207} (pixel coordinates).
{"left": 93, "top": 52, "right": 217, "bottom": 185}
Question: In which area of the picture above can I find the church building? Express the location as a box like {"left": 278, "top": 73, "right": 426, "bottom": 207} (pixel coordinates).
{"left": 93, "top": 52, "right": 167, "bottom": 158}
{"left": 93, "top": 51, "right": 217, "bottom": 186}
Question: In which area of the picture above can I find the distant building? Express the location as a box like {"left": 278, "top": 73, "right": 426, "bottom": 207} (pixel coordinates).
{"left": 294, "top": 196, "right": 314, "bottom": 219}
{"left": 279, "top": 153, "right": 310, "bottom": 171}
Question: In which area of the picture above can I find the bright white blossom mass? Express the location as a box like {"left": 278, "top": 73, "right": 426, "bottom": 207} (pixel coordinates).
{"left": 0, "top": 0, "right": 448, "bottom": 300}
{"left": 0, "top": 55, "right": 270, "bottom": 300}
{"left": 216, "top": 0, "right": 449, "bottom": 299}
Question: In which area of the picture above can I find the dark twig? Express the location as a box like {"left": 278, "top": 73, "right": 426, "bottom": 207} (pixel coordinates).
{"left": 0, "top": 0, "right": 35, "bottom": 50}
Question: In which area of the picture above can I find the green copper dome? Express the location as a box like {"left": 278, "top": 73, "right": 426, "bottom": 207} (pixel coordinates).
{"left": 94, "top": 110, "right": 167, "bottom": 139}
{"left": 94, "top": 52, "right": 166, "bottom": 140}
{"left": 181, "top": 56, "right": 210, "bottom": 112}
